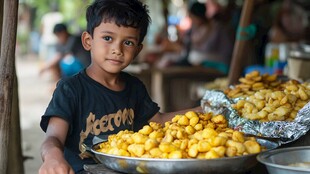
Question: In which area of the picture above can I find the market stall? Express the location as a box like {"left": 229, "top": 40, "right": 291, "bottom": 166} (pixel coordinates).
{"left": 0, "top": 0, "right": 309, "bottom": 174}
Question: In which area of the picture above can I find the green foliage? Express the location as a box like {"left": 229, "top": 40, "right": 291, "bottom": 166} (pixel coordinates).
{"left": 17, "top": 0, "right": 93, "bottom": 54}
{"left": 23, "top": 0, "right": 93, "bottom": 32}
{"left": 59, "top": 0, "right": 93, "bottom": 33}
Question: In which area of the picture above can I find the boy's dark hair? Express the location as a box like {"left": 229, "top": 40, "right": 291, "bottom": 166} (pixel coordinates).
{"left": 85, "top": 0, "right": 151, "bottom": 44}
{"left": 53, "top": 23, "right": 68, "bottom": 34}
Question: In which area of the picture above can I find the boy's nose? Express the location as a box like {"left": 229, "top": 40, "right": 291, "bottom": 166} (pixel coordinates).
{"left": 112, "top": 48, "right": 123, "bottom": 56}
{"left": 112, "top": 46, "right": 123, "bottom": 55}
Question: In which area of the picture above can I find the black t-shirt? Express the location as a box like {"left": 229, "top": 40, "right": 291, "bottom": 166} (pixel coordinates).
{"left": 40, "top": 70, "right": 160, "bottom": 172}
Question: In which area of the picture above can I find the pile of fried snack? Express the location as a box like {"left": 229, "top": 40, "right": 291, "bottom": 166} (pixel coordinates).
{"left": 96, "top": 111, "right": 264, "bottom": 159}
{"left": 224, "top": 71, "right": 310, "bottom": 122}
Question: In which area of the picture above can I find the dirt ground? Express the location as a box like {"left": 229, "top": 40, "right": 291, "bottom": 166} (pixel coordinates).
{"left": 16, "top": 54, "right": 54, "bottom": 174}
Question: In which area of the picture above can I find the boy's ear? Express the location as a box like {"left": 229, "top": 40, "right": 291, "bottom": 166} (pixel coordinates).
{"left": 81, "top": 31, "right": 92, "bottom": 51}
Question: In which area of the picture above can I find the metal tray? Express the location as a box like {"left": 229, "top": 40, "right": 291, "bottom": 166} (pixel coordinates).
{"left": 91, "top": 138, "right": 279, "bottom": 174}
{"left": 257, "top": 146, "right": 310, "bottom": 174}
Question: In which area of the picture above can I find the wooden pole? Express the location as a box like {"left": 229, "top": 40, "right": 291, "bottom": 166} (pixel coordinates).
{"left": 228, "top": 0, "right": 255, "bottom": 85}
{"left": 161, "top": 0, "right": 169, "bottom": 36}
{"left": 0, "top": 0, "right": 19, "bottom": 173}
{"left": 0, "top": 0, "right": 3, "bottom": 53}
{"left": 7, "top": 72, "right": 24, "bottom": 174}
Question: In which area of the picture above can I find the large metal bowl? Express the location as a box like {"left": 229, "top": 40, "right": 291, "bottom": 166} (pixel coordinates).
{"left": 91, "top": 138, "right": 278, "bottom": 174}
{"left": 257, "top": 146, "right": 310, "bottom": 174}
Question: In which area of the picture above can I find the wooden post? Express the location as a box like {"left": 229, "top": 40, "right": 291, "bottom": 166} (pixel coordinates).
{"left": 0, "top": 0, "right": 19, "bottom": 173}
{"left": 0, "top": 0, "right": 3, "bottom": 52}
{"left": 160, "top": 0, "right": 169, "bottom": 36}
{"left": 228, "top": 0, "right": 255, "bottom": 85}
{"left": 7, "top": 73, "right": 24, "bottom": 174}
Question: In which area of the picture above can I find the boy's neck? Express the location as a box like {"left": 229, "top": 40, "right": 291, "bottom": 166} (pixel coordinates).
{"left": 86, "top": 68, "right": 125, "bottom": 91}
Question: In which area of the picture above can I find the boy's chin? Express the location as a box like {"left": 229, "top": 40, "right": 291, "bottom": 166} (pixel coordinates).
{"left": 105, "top": 68, "right": 124, "bottom": 74}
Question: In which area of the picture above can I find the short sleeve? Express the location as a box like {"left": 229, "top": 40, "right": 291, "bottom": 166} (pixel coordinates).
{"left": 133, "top": 81, "right": 160, "bottom": 131}
{"left": 40, "top": 79, "right": 77, "bottom": 132}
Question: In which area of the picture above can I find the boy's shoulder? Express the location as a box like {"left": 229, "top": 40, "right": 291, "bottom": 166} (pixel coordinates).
{"left": 121, "top": 71, "right": 143, "bottom": 85}
{"left": 56, "top": 71, "right": 84, "bottom": 88}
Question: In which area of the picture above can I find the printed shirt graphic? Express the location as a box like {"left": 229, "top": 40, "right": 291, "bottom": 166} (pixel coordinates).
{"left": 40, "top": 70, "right": 159, "bottom": 172}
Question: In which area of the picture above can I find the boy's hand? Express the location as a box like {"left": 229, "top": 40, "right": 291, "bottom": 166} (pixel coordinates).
{"left": 39, "top": 157, "right": 74, "bottom": 174}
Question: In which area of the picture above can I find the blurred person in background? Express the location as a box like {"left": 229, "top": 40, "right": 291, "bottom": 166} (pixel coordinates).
{"left": 39, "top": 4, "right": 64, "bottom": 81}
{"left": 243, "top": 0, "right": 310, "bottom": 71}
{"left": 201, "top": 0, "right": 235, "bottom": 74}
{"left": 268, "top": 0, "right": 309, "bottom": 43}
{"left": 154, "top": 0, "right": 234, "bottom": 75}
{"left": 155, "top": 2, "right": 212, "bottom": 68}
{"left": 261, "top": 0, "right": 310, "bottom": 75}
{"left": 180, "top": 1, "right": 211, "bottom": 66}
{"left": 40, "top": 23, "right": 91, "bottom": 82}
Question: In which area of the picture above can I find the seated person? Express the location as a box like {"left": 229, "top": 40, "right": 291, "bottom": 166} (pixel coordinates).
{"left": 202, "top": 0, "right": 235, "bottom": 74}
{"left": 154, "top": 2, "right": 210, "bottom": 68}
{"left": 40, "top": 23, "right": 91, "bottom": 79}
{"left": 155, "top": 2, "right": 234, "bottom": 74}
{"left": 268, "top": 0, "right": 309, "bottom": 43}
{"left": 184, "top": 1, "right": 211, "bottom": 66}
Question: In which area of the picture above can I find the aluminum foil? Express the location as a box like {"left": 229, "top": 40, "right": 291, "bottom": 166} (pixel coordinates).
{"left": 201, "top": 90, "right": 310, "bottom": 145}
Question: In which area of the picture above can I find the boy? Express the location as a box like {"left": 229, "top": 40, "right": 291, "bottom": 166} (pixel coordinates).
{"left": 39, "top": 0, "right": 200, "bottom": 173}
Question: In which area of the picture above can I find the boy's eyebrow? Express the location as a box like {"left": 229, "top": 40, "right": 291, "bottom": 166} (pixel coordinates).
{"left": 100, "top": 31, "right": 139, "bottom": 41}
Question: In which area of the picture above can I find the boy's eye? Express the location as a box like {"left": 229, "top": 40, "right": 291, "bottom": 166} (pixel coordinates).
{"left": 124, "top": 40, "right": 135, "bottom": 46}
{"left": 103, "top": 36, "right": 112, "bottom": 41}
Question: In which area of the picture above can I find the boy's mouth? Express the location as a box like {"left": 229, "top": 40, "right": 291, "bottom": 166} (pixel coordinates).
{"left": 106, "top": 58, "right": 123, "bottom": 65}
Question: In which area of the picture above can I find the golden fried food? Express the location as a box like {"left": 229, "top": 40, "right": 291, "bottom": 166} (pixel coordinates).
{"left": 226, "top": 71, "right": 310, "bottom": 122}
{"left": 96, "top": 111, "right": 264, "bottom": 159}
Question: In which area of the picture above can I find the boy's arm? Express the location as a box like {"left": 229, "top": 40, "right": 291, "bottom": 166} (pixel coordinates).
{"left": 39, "top": 53, "right": 63, "bottom": 75}
{"left": 149, "top": 106, "right": 202, "bottom": 125}
{"left": 39, "top": 117, "right": 74, "bottom": 174}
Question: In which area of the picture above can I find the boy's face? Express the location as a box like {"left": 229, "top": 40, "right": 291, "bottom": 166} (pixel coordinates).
{"left": 82, "top": 21, "right": 143, "bottom": 74}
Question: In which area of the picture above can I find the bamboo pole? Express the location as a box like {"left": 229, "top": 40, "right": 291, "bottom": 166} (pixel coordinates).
{"left": 0, "top": 0, "right": 19, "bottom": 173}
{"left": 228, "top": 0, "right": 255, "bottom": 85}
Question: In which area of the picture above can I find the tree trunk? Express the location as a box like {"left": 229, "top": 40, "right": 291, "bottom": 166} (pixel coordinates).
{"left": 7, "top": 72, "right": 24, "bottom": 174}
{"left": 0, "top": 0, "right": 19, "bottom": 173}
{"left": 0, "top": 0, "right": 3, "bottom": 52}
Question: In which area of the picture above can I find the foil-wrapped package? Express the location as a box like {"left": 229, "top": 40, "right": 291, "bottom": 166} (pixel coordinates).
{"left": 201, "top": 90, "right": 310, "bottom": 145}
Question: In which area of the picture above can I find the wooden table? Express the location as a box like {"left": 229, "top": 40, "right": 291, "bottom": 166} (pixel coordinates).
{"left": 151, "top": 66, "right": 225, "bottom": 112}
{"left": 83, "top": 164, "right": 122, "bottom": 174}
{"left": 127, "top": 65, "right": 225, "bottom": 112}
